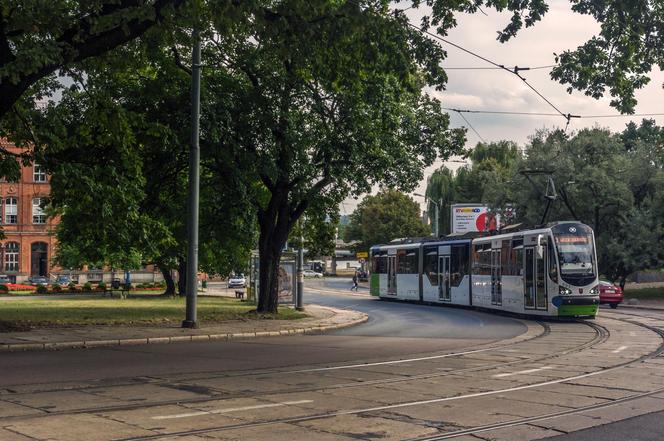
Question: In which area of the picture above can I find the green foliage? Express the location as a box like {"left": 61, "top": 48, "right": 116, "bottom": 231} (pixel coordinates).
{"left": 97, "top": 282, "right": 107, "bottom": 291}
{"left": 51, "top": 284, "right": 62, "bottom": 293}
{"left": 0, "top": 284, "right": 8, "bottom": 293}
{"left": 424, "top": 167, "right": 456, "bottom": 236}
{"left": 83, "top": 282, "right": 93, "bottom": 292}
{"left": 550, "top": 1, "right": 664, "bottom": 113}
{"left": 289, "top": 207, "right": 339, "bottom": 259}
{"left": 36, "top": 284, "right": 48, "bottom": 294}
{"left": 345, "top": 189, "right": 430, "bottom": 250}
{"left": 423, "top": 141, "right": 520, "bottom": 235}
{"left": 0, "top": 0, "right": 184, "bottom": 119}
{"left": 472, "top": 121, "right": 664, "bottom": 286}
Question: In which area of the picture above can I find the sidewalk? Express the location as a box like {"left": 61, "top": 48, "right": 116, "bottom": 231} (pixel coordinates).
{"left": 0, "top": 305, "right": 368, "bottom": 352}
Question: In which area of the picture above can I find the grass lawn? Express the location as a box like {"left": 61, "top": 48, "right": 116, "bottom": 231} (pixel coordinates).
{"left": 623, "top": 287, "right": 664, "bottom": 300}
{"left": 0, "top": 296, "right": 306, "bottom": 331}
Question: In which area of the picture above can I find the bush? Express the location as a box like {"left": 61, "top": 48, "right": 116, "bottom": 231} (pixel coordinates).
{"left": 123, "top": 282, "right": 132, "bottom": 291}
{"left": 36, "top": 284, "right": 48, "bottom": 294}
{"left": 51, "top": 284, "right": 62, "bottom": 292}
{"left": 82, "top": 282, "right": 93, "bottom": 292}
{"left": 0, "top": 284, "right": 8, "bottom": 293}
{"left": 68, "top": 281, "right": 78, "bottom": 293}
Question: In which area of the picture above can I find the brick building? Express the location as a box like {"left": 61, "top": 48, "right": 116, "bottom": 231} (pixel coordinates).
{"left": 0, "top": 138, "right": 57, "bottom": 283}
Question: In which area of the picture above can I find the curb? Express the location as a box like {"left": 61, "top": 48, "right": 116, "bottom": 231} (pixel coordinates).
{"left": 0, "top": 306, "right": 368, "bottom": 353}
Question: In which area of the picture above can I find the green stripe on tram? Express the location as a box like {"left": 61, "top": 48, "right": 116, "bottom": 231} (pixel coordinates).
{"left": 557, "top": 304, "right": 599, "bottom": 317}
{"left": 370, "top": 274, "right": 380, "bottom": 296}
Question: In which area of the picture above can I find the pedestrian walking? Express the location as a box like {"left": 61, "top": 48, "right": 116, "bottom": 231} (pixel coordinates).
{"left": 351, "top": 272, "right": 358, "bottom": 291}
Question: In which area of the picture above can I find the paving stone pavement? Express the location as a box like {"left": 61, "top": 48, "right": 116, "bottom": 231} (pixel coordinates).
{"left": 2, "top": 304, "right": 664, "bottom": 440}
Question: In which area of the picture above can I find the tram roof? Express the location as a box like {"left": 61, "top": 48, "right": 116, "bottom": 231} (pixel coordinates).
{"left": 370, "top": 221, "right": 588, "bottom": 249}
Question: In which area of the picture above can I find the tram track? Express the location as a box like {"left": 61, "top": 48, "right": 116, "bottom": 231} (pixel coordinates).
{"left": 97, "top": 316, "right": 661, "bottom": 441}
{"left": 0, "top": 319, "right": 609, "bottom": 429}
{"left": 408, "top": 314, "right": 664, "bottom": 440}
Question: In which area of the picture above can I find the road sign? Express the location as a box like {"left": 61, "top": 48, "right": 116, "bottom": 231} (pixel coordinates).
{"left": 356, "top": 251, "right": 368, "bottom": 258}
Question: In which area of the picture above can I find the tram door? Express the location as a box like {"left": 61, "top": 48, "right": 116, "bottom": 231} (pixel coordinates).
{"left": 524, "top": 245, "right": 548, "bottom": 310}
{"left": 491, "top": 249, "right": 502, "bottom": 305}
{"left": 387, "top": 255, "right": 397, "bottom": 296}
{"left": 438, "top": 255, "right": 451, "bottom": 301}
{"left": 536, "top": 241, "right": 548, "bottom": 310}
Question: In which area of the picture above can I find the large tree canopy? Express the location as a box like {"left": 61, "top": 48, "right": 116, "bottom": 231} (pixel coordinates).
{"left": 0, "top": 0, "right": 183, "bottom": 118}
{"left": 204, "top": 1, "right": 464, "bottom": 312}
{"left": 344, "top": 189, "right": 431, "bottom": 251}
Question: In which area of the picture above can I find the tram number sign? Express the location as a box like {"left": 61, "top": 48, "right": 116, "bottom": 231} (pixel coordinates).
{"left": 356, "top": 252, "right": 369, "bottom": 258}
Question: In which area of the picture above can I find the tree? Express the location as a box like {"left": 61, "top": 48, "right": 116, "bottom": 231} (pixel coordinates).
{"left": 424, "top": 141, "right": 520, "bottom": 235}
{"left": 344, "top": 190, "right": 430, "bottom": 251}
{"left": 204, "top": 1, "right": 465, "bottom": 312}
{"left": 424, "top": 167, "right": 456, "bottom": 236}
{"left": 33, "top": 28, "right": 256, "bottom": 296}
{"left": 487, "top": 123, "right": 664, "bottom": 286}
{"left": 0, "top": 0, "right": 184, "bottom": 119}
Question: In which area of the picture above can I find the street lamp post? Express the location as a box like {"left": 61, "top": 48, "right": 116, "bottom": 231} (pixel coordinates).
{"left": 414, "top": 193, "right": 441, "bottom": 237}
{"left": 182, "top": 26, "right": 201, "bottom": 329}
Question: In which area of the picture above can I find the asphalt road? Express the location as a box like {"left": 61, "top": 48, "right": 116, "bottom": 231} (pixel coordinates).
{"left": 547, "top": 410, "right": 664, "bottom": 441}
{"left": 0, "top": 280, "right": 526, "bottom": 388}
{"left": 307, "top": 279, "right": 527, "bottom": 339}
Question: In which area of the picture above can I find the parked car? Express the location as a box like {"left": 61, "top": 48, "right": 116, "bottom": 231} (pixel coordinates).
{"left": 303, "top": 269, "right": 323, "bottom": 278}
{"left": 28, "top": 276, "right": 49, "bottom": 286}
{"left": 228, "top": 274, "right": 246, "bottom": 288}
{"left": 0, "top": 274, "right": 10, "bottom": 284}
{"left": 56, "top": 276, "right": 71, "bottom": 287}
{"left": 599, "top": 280, "right": 623, "bottom": 309}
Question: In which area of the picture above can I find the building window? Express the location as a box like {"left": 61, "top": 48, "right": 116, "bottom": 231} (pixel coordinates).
{"left": 4, "top": 197, "right": 17, "bottom": 224}
{"left": 32, "top": 198, "right": 46, "bottom": 224}
{"left": 34, "top": 163, "right": 47, "bottom": 182}
{"left": 4, "top": 242, "right": 19, "bottom": 272}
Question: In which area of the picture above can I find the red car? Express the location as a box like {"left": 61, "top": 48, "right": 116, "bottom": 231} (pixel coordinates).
{"left": 599, "top": 280, "right": 623, "bottom": 309}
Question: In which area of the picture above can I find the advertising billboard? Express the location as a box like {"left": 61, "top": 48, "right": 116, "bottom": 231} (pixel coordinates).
{"left": 451, "top": 204, "right": 498, "bottom": 233}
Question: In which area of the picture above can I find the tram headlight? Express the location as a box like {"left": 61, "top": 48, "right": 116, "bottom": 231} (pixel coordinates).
{"left": 589, "top": 286, "right": 599, "bottom": 295}
{"left": 559, "top": 286, "right": 572, "bottom": 296}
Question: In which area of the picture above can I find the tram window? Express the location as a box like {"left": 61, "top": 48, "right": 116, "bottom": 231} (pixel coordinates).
{"left": 371, "top": 256, "right": 379, "bottom": 274}
{"left": 501, "top": 240, "right": 511, "bottom": 275}
{"left": 548, "top": 241, "right": 558, "bottom": 283}
{"left": 512, "top": 247, "right": 523, "bottom": 276}
{"left": 450, "top": 245, "right": 469, "bottom": 286}
{"left": 472, "top": 245, "right": 482, "bottom": 274}
{"left": 424, "top": 247, "right": 438, "bottom": 285}
{"left": 397, "top": 250, "right": 418, "bottom": 274}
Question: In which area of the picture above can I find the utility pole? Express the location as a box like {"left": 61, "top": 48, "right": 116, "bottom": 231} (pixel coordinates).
{"left": 182, "top": 27, "right": 201, "bottom": 329}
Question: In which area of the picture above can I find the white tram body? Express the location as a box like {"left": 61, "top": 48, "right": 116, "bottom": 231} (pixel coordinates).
{"left": 369, "top": 222, "right": 600, "bottom": 318}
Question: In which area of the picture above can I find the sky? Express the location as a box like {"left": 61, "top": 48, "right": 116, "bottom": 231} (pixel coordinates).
{"left": 339, "top": 1, "right": 664, "bottom": 215}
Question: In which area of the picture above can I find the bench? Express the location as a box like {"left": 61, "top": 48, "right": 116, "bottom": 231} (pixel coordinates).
{"left": 235, "top": 290, "right": 245, "bottom": 300}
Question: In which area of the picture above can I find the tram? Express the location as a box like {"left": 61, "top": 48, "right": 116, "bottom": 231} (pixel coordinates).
{"left": 369, "top": 222, "right": 599, "bottom": 318}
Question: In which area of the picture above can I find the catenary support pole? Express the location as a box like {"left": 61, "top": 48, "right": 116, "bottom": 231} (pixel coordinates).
{"left": 183, "top": 27, "right": 201, "bottom": 329}
{"left": 296, "top": 225, "right": 304, "bottom": 311}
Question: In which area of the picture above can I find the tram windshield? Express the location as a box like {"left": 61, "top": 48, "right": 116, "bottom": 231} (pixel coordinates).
{"left": 551, "top": 224, "right": 596, "bottom": 286}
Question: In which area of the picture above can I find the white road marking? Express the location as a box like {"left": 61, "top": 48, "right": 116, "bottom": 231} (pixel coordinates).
{"left": 612, "top": 346, "right": 628, "bottom": 353}
{"left": 492, "top": 366, "right": 554, "bottom": 378}
{"left": 152, "top": 400, "right": 313, "bottom": 420}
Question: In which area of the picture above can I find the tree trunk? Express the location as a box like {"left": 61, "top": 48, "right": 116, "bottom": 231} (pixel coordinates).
{"left": 256, "top": 228, "right": 289, "bottom": 313}
{"left": 177, "top": 258, "right": 187, "bottom": 297}
{"left": 158, "top": 263, "right": 176, "bottom": 296}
